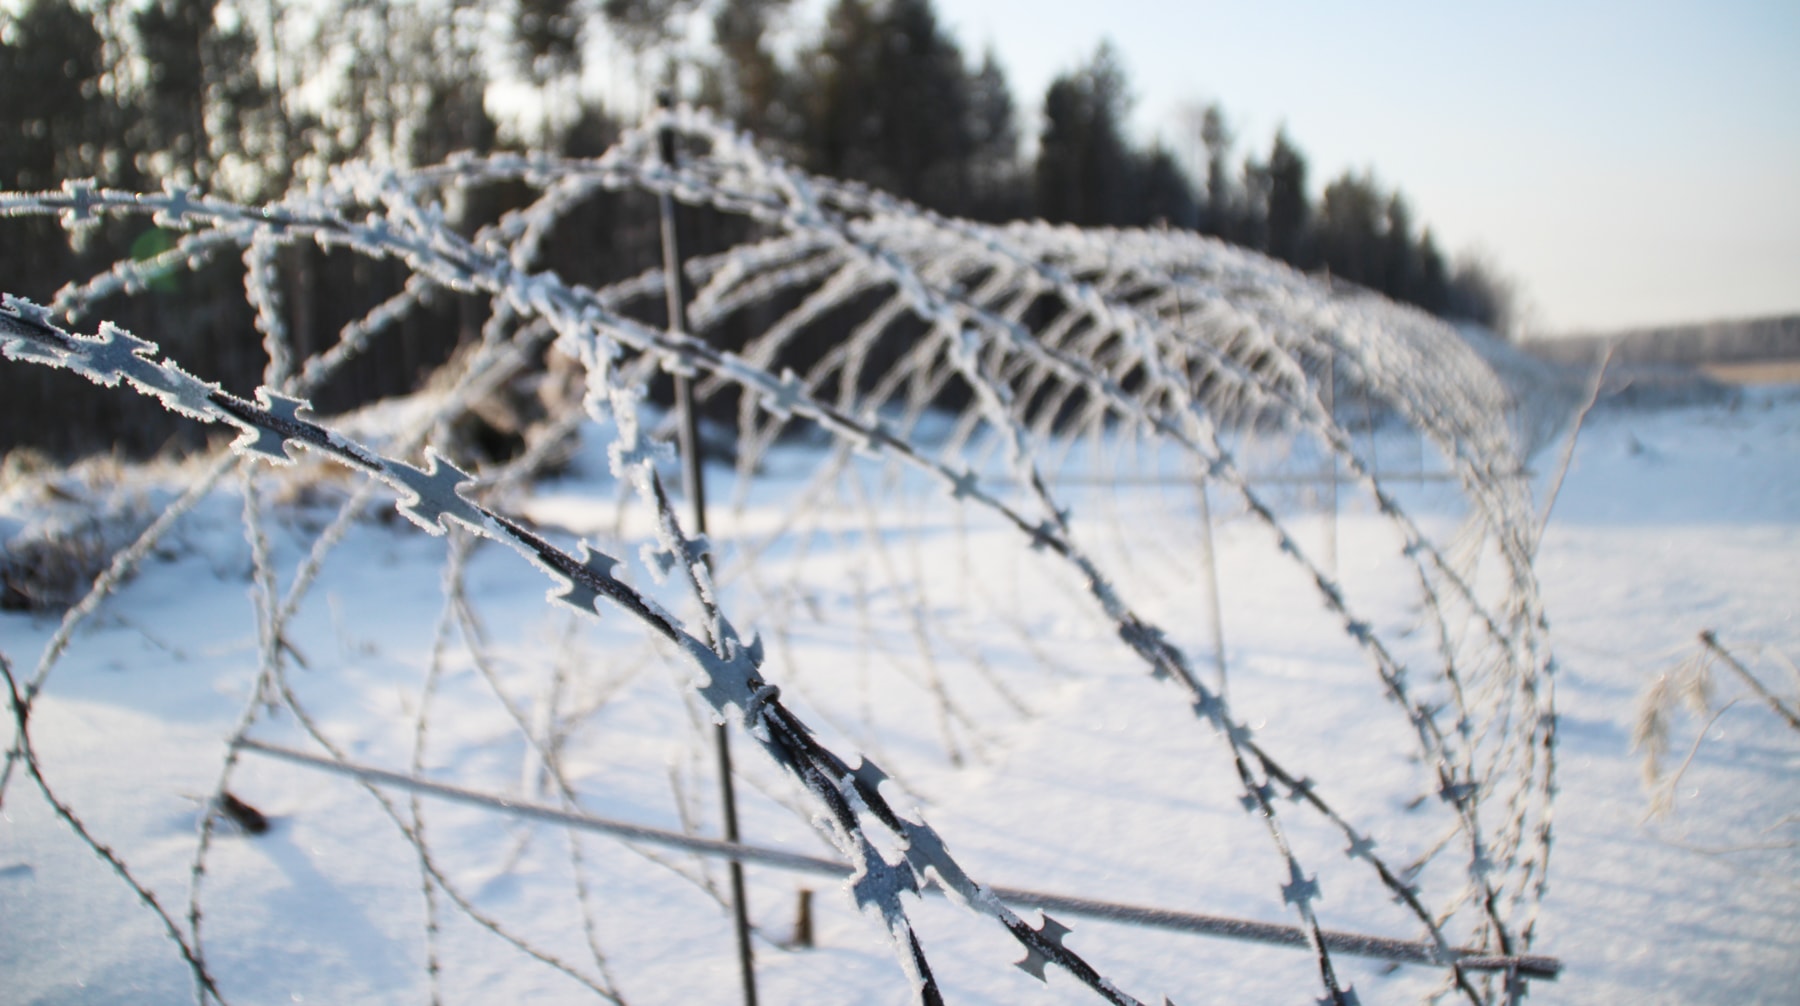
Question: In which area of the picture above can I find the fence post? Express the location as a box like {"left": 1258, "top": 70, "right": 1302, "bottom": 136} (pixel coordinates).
{"left": 656, "top": 91, "right": 758, "bottom": 1006}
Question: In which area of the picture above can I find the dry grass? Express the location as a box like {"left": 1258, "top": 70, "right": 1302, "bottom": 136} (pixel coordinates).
{"left": 1698, "top": 360, "right": 1800, "bottom": 385}
{"left": 0, "top": 450, "right": 149, "bottom": 612}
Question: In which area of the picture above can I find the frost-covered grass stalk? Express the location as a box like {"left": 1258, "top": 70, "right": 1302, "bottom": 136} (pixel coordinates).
{"left": 1635, "top": 630, "right": 1800, "bottom": 823}
{"left": 0, "top": 104, "right": 1563, "bottom": 1004}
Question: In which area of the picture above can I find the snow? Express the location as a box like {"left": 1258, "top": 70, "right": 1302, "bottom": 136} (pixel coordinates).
{"left": 0, "top": 109, "right": 1790, "bottom": 1001}
{"left": 3, "top": 387, "right": 1796, "bottom": 1004}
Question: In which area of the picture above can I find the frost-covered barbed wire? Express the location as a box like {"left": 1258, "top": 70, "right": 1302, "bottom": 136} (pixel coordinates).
{"left": 580, "top": 109, "right": 1552, "bottom": 990}
{"left": 0, "top": 104, "right": 1564, "bottom": 1003}
{"left": 0, "top": 299, "right": 1146, "bottom": 1005}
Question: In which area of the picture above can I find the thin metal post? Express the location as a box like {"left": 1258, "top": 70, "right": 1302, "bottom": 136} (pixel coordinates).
{"left": 1194, "top": 479, "right": 1229, "bottom": 699}
{"left": 657, "top": 90, "right": 757, "bottom": 1006}
{"left": 1322, "top": 345, "right": 1338, "bottom": 578}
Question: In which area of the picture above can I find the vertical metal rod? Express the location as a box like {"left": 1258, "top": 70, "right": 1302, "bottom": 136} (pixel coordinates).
{"left": 1179, "top": 285, "right": 1229, "bottom": 700}
{"left": 1194, "top": 479, "right": 1229, "bottom": 700}
{"left": 1322, "top": 345, "right": 1338, "bottom": 579}
{"left": 657, "top": 90, "right": 757, "bottom": 1006}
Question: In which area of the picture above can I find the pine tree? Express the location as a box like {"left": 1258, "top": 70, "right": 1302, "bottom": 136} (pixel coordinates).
{"left": 1034, "top": 42, "right": 1136, "bottom": 226}
{"left": 963, "top": 47, "right": 1023, "bottom": 220}
{"left": 799, "top": 0, "right": 983, "bottom": 213}
{"left": 704, "top": 0, "right": 793, "bottom": 141}
{"left": 1, "top": 0, "right": 114, "bottom": 192}
{"left": 1139, "top": 145, "right": 1198, "bottom": 229}
{"left": 1262, "top": 128, "right": 1309, "bottom": 266}
{"left": 515, "top": 0, "right": 584, "bottom": 86}
{"left": 1196, "top": 101, "right": 1238, "bottom": 238}
{"left": 1380, "top": 193, "right": 1417, "bottom": 303}
{"left": 601, "top": 0, "right": 694, "bottom": 59}
{"left": 1414, "top": 228, "right": 1449, "bottom": 315}
{"left": 1316, "top": 170, "right": 1384, "bottom": 288}
{"left": 133, "top": 0, "right": 213, "bottom": 186}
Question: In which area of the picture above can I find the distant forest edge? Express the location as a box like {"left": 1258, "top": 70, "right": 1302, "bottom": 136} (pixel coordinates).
{"left": 1522, "top": 313, "right": 1800, "bottom": 391}
{"left": 1, "top": 0, "right": 1514, "bottom": 459}
{"left": 1524, "top": 313, "right": 1800, "bottom": 368}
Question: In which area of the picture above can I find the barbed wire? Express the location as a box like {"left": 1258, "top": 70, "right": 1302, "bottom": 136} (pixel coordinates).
{"left": 0, "top": 104, "right": 1567, "bottom": 1004}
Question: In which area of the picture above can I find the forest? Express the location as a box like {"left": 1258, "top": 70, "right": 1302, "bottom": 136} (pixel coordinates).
{"left": 1, "top": 0, "right": 1512, "bottom": 458}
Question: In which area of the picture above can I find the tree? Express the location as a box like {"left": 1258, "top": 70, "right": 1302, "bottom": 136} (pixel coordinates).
{"left": 132, "top": 0, "right": 213, "bottom": 187}
{"left": 1, "top": 0, "right": 113, "bottom": 192}
{"left": 1034, "top": 41, "right": 1136, "bottom": 226}
{"left": 798, "top": 0, "right": 984, "bottom": 213}
{"left": 310, "top": 0, "right": 495, "bottom": 168}
{"left": 1261, "top": 128, "right": 1309, "bottom": 265}
{"left": 1444, "top": 253, "right": 1515, "bottom": 334}
{"left": 1311, "top": 168, "right": 1501, "bottom": 325}
{"left": 510, "top": 0, "right": 586, "bottom": 148}
{"left": 1139, "top": 144, "right": 1198, "bottom": 229}
{"left": 1192, "top": 101, "right": 1239, "bottom": 238}
{"left": 121, "top": 0, "right": 286, "bottom": 197}
{"left": 1315, "top": 169, "right": 1385, "bottom": 288}
{"left": 0, "top": 0, "right": 118, "bottom": 289}
{"left": 1414, "top": 228, "right": 1449, "bottom": 315}
{"left": 1380, "top": 192, "right": 1416, "bottom": 303}
{"left": 702, "top": 0, "right": 793, "bottom": 141}
{"left": 963, "top": 47, "right": 1024, "bottom": 220}
{"left": 601, "top": 0, "right": 700, "bottom": 64}
{"left": 514, "top": 0, "right": 584, "bottom": 87}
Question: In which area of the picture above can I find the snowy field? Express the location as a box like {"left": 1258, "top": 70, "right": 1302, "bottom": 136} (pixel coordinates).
{"left": 2, "top": 385, "right": 1796, "bottom": 1005}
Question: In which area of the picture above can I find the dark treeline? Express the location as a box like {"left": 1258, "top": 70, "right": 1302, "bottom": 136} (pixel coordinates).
{"left": 2, "top": 0, "right": 1511, "bottom": 458}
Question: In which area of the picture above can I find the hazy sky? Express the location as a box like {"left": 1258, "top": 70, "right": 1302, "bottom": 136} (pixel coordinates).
{"left": 919, "top": 0, "right": 1800, "bottom": 335}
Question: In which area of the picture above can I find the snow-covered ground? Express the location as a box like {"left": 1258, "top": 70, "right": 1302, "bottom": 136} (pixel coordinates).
{"left": 2, "top": 388, "right": 1796, "bottom": 1005}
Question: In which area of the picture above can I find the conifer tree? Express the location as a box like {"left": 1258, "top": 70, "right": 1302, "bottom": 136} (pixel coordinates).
{"left": 1034, "top": 42, "right": 1136, "bottom": 226}
{"left": 704, "top": 0, "right": 794, "bottom": 140}
{"left": 1381, "top": 192, "right": 1417, "bottom": 302}
{"left": 1, "top": 0, "right": 113, "bottom": 192}
{"left": 799, "top": 0, "right": 988, "bottom": 214}
{"left": 1195, "top": 101, "right": 1239, "bottom": 238}
{"left": 964, "top": 47, "right": 1024, "bottom": 219}
{"left": 1262, "top": 128, "right": 1310, "bottom": 266}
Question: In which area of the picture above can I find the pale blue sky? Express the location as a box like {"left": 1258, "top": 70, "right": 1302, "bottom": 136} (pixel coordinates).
{"left": 924, "top": 0, "right": 1800, "bottom": 334}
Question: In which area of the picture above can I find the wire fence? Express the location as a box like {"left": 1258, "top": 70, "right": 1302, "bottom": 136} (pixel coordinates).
{"left": 1, "top": 103, "right": 1567, "bottom": 1004}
